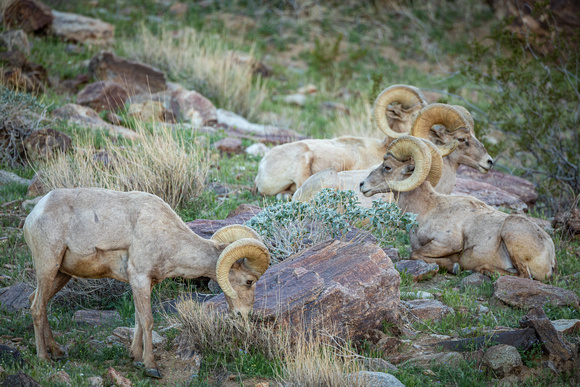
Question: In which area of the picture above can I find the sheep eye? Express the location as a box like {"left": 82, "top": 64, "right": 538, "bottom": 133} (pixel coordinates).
{"left": 458, "top": 138, "right": 466, "bottom": 142}
{"left": 383, "top": 165, "right": 391, "bottom": 172}
{"left": 246, "top": 280, "right": 253, "bottom": 286}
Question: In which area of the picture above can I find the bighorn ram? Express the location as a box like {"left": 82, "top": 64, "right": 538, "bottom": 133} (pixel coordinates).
{"left": 360, "top": 136, "right": 555, "bottom": 279}
{"left": 255, "top": 85, "right": 428, "bottom": 197}
{"left": 23, "top": 188, "right": 270, "bottom": 379}
{"left": 293, "top": 104, "right": 494, "bottom": 204}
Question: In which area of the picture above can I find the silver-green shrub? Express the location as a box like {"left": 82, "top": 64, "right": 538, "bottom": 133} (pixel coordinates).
{"left": 247, "top": 189, "right": 417, "bottom": 263}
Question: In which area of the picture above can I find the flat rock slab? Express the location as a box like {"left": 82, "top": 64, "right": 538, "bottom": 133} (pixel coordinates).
{"left": 73, "top": 310, "right": 121, "bottom": 326}
{"left": 434, "top": 328, "right": 538, "bottom": 352}
{"left": 187, "top": 204, "right": 262, "bottom": 239}
{"left": 401, "top": 299, "right": 454, "bottom": 322}
{"left": 456, "top": 165, "right": 538, "bottom": 205}
{"left": 551, "top": 319, "right": 580, "bottom": 335}
{"left": 520, "top": 307, "right": 574, "bottom": 361}
{"left": 404, "top": 351, "right": 463, "bottom": 368}
{"left": 0, "top": 283, "right": 34, "bottom": 312}
{"left": 50, "top": 10, "right": 114, "bottom": 46}
{"left": 1, "top": 372, "right": 42, "bottom": 386}
{"left": 208, "top": 240, "right": 400, "bottom": 341}
{"left": 88, "top": 51, "right": 166, "bottom": 96}
{"left": 348, "top": 371, "right": 405, "bottom": 387}
{"left": 395, "top": 260, "right": 439, "bottom": 281}
{"left": 452, "top": 178, "right": 527, "bottom": 212}
{"left": 109, "top": 327, "right": 166, "bottom": 348}
{"left": 77, "top": 81, "right": 128, "bottom": 112}
{"left": 493, "top": 276, "right": 580, "bottom": 309}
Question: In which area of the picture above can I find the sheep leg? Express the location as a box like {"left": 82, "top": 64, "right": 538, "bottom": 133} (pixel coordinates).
{"left": 130, "top": 277, "right": 161, "bottom": 378}
{"left": 30, "top": 270, "right": 60, "bottom": 361}
{"left": 410, "top": 240, "right": 460, "bottom": 273}
{"left": 43, "top": 272, "right": 72, "bottom": 358}
{"left": 131, "top": 310, "right": 144, "bottom": 364}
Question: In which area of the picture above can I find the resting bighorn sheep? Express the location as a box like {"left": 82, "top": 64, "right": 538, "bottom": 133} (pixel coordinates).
{"left": 359, "top": 136, "right": 555, "bottom": 279}
{"left": 293, "top": 104, "right": 493, "bottom": 204}
{"left": 255, "top": 85, "right": 428, "bottom": 197}
{"left": 23, "top": 188, "right": 270, "bottom": 379}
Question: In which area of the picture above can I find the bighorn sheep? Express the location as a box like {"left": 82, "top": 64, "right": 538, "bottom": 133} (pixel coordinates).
{"left": 23, "top": 188, "right": 270, "bottom": 379}
{"left": 255, "top": 85, "right": 428, "bottom": 197}
{"left": 359, "top": 136, "right": 555, "bottom": 279}
{"left": 293, "top": 104, "right": 493, "bottom": 204}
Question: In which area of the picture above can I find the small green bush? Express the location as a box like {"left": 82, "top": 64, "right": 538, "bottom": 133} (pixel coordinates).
{"left": 246, "top": 189, "right": 417, "bottom": 263}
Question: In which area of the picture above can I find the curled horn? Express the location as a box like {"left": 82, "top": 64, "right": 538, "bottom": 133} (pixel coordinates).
{"left": 410, "top": 104, "right": 471, "bottom": 156}
{"left": 211, "top": 224, "right": 263, "bottom": 244}
{"left": 215, "top": 238, "right": 270, "bottom": 299}
{"left": 420, "top": 139, "right": 450, "bottom": 188}
{"left": 453, "top": 105, "right": 474, "bottom": 130}
{"left": 384, "top": 136, "right": 432, "bottom": 192}
{"left": 372, "top": 85, "right": 428, "bottom": 138}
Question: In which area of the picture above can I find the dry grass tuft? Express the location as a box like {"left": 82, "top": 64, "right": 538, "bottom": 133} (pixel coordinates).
{"left": 34, "top": 122, "right": 210, "bottom": 209}
{"left": 174, "top": 299, "right": 370, "bottom": 386}
{"left": 330, "top": 97, "right": 383, "bottom": 139}
{"left": 122, "top": 26, "right": 268, "bottom": 121}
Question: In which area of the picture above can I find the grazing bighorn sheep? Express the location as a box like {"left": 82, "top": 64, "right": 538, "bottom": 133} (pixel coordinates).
{"left": 359, "top": 136, "right": 555, "bottom": 279}
{"left": 255, "top": 85, "right": 428, "bottom": 197}
{"left": 293, "top": 104, "right": 493, "bottom": 204}
{"left": 23, "top": 188, "right": 270, "bottom": 379}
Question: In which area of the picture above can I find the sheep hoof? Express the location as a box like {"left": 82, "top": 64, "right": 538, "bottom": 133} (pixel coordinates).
{"left": 452, "top": 263, "right": 461, "bottom": 275}
{"left": 133, "top": 361, "right": 144, "bottom": 369}
{"left": 145, "top": 368, "right": 162, "bottom": 379}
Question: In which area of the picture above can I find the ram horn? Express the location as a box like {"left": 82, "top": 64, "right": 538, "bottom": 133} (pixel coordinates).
{"left": 420, "top": 139, "right": 452, "bottom": 188}
{"left": 453, "top": 105, "right": 474, "bottom": 130}
{"left": 373, "top": 85, "right": 427, "bottom": 138}
{"left": 215, "top": 238, "right": 270, "bottom": 299}
{"left": 211, "top": 224, "right": 263, "bottom": 244}
{"left": 410, "top": 104, "right": 472, "bottom": 153}
{"left": 385, "top": 136, "right": 432, "bottom": 192}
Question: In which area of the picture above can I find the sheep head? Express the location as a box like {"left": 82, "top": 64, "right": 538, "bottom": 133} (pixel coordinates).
{"left": 360, "top": 136, "right": 443, "bottom": 196}
{"left": 211, "top": 225, "right": 269, "bottom": 317}
{"left": 411, "top": 104, "right": 494, "bottom": 173}
{"left": 373, "top": 85, "right": 428, "bottom": 138}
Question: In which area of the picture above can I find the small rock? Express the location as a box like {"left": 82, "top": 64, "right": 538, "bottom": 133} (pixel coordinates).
{"left": 0, "top": 344, "right": 26, "bottom": 368}
{"left": 0, "top": 30, "right": 30, "bottom": 55}
{"left": 282, "top": 93, "right": 306, "bottom": 107}
{"left": 0, "top": 170, "right": 31, "bottom": 186}
{"left": 348, "top": 371, "right": 405, "bottom": 387}
{"left": 478, "top": 304, "right": 490, "bottom": 314}
{"left": 401, "top": 299, "right": 454, "bottom": 322}
{"left": 297, "top": 84, "right": 317, "bottom": 94}
{"left": 551, "top": 319, "right": 580, "bottom": 335}
{"left": 105, "top": 367, "right": 131, "bottom": 387}
{"left": 214, "top": 137, "right": 243, "bottom": 153}
{"left": 87, "top": 375, "right": 104, "bottom": 387}
{"left": 401, "top": 291, "right": 434, "bottom": 300}
{"left": 23, "top": 128, "right": 72, "bottom": 159}
{"left": 2, "top": 0, "right": 53, "bottom": 33}
{"left": 74, "top": 310, "right": 121, "bottom": 326}
{"left": 395, "top": 260, "right": 439, "bottom": 281}
{"left": 360, "top": 357, "right": 398, "bottom": 372}
{"left": 51, "top": 10, "right": 115, "bottom": 46}
{"left": 404, "top": 352, "right": 463, "bottom": 368}
{"left": 27, "top": 173, "right": 47, "bottom": 197}
{"left": 169, "top": 2, "right": 188, "bottom": 17}
{"left": 77, "top": 81, "right": 129, "bottom": 112}
{"left": 482, "top": 344, "right": 522, "bottom": 377}
{"left": 49, "top": 370, "right": 72, "bottom": 386}
{"left": 0, "top": 283, "right": 34, "bottom": 312}
{"left": 1, "top": 372, "right": 42, "bottom": 386}
{"left": 541, "top": 360, "right": 559, "bottom": 375}
{"left": 126, "top": 100, "right": 172, "bottom": 122}
{"left": 497, "top": 375, "right": 521, "bottom": 386}
{"left": 245, "top": 143, "right": 269, "bottom": 157}
{"left": 460, "top": 273, "right": 491, "bottom": 291}
{"left": 169, "top": 88, "right": 216, "bottom": 126}
{"left": 493, "top": 276, "right": 580, "bottom": 309}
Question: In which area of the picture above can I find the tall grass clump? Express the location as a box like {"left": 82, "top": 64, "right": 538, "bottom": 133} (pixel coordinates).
{"left": 122, "top": 26, "right": 268, "bottom": 121}
{"left": 174, "top": 299, "right": 369, "bottom": 386}
{"left": 247, "top": 189, "right": 417, "bottom": 263}
{"left": 35, "top": 122, "right": 210, "bottom": 209}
